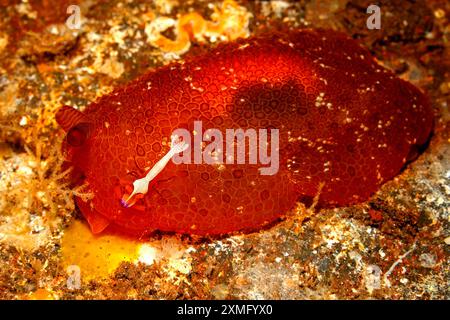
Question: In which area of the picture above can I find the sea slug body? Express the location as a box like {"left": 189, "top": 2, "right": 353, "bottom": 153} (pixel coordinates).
{"left": 56, "top": 28, "right": 433, "bottom": 236}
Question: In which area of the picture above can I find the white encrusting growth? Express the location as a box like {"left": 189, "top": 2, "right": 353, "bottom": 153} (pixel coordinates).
{"left": 121, "top": 135, "right": 189, "bottom": 208}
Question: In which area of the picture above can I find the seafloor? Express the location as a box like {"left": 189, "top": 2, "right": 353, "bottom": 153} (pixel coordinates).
{"left": 0, "top": 0, "right": 448, "bottom": 299}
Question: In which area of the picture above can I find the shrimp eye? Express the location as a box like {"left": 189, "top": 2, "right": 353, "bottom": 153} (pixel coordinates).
{"left": 67, "top": 122, "right": 90, "bottom": 147}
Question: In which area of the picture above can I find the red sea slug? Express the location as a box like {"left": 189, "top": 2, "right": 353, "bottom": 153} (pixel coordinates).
{"left": 56, "top": 29, "right": 433, "bottom": 236}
